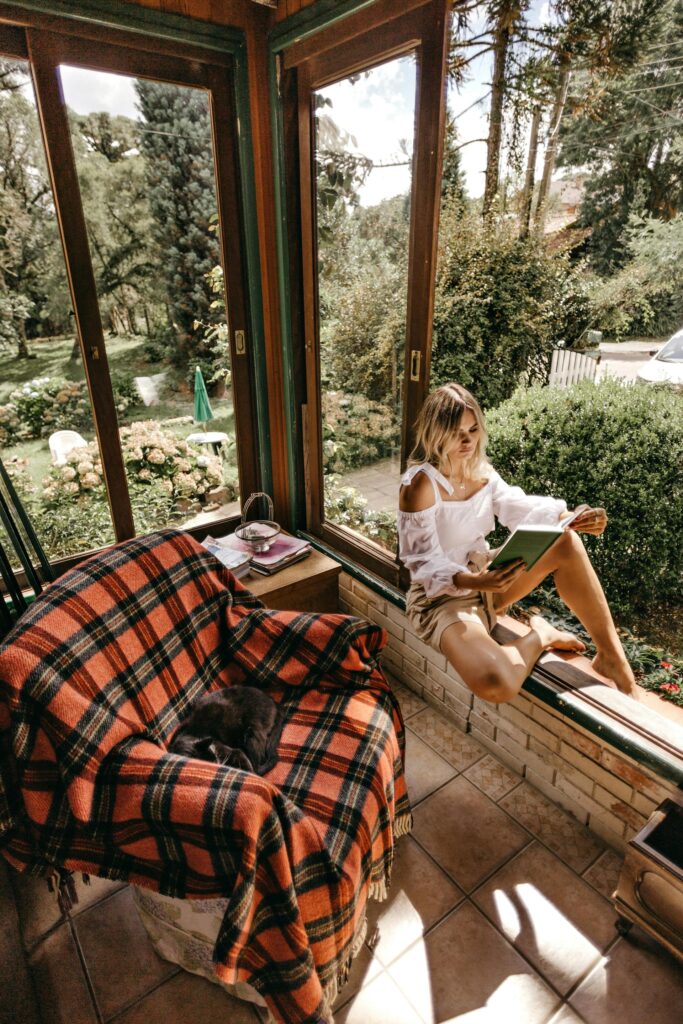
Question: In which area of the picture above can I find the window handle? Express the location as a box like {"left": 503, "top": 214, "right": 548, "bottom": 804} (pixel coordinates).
{"left": 410, "top": 350, "right": 421, "bottom": 381}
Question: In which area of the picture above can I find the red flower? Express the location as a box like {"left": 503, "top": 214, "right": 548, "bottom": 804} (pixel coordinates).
{"left": 660, "top": 661, "right": 673, "bottom": 670}
{"left": 660, "top": 682, "right": 680, "bottom": 694}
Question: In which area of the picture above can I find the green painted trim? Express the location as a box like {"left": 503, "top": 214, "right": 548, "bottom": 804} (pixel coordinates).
{"left": 268, "top": 52, "right": 299, "bottom": 525}
{"left": 2, "top": 0, "right": 272, "bottom": 493}
{"left": 2, "top": 0, "right": 245, "bottom": 50}
{"left": 231, "top": 41, "right": 272, "bottom": 495}
{"left": 322, "top": 544, "right": 683, "bottom": 788}
{"left": 270, "top": 0, "right": 377, "bottom": 50}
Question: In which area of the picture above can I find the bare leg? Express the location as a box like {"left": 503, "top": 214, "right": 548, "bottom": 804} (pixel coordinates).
{"left": 496, "top": 530, "right": 638, "bottom": 697}
{"left": 440, "top": 615, "right": 585, "bottom": 705}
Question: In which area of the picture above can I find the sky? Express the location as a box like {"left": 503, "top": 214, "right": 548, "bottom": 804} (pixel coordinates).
{"left": 55, "top": 0, "right": 554, "bottom": 206}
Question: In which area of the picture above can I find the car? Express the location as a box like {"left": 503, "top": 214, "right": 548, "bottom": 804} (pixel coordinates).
{"left": 636, "top": 328, "right": 683, "bottom": 390}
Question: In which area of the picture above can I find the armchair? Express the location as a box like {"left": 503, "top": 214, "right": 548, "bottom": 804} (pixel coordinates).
{"left": 0, "top": 529, "right": 411, "bottom": 1024}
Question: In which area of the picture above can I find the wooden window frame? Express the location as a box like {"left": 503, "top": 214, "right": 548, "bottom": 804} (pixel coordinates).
{"left": 0, "top": 15, "right": 262, "bottom": 551}
{"left": 282, "top": 0, "right": 449, "bottom": 587}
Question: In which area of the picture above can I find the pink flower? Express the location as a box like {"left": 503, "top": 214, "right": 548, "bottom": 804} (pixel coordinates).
{"left": 660, "top": 682, "right": 680, "bottom": 694}
{"left": 660, "top": 661, "right": 673, "bottom": 670}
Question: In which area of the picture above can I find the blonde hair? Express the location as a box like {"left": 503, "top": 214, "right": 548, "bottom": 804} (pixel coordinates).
{"left": 408, "top": 383, "right": 490, "bottom": 482}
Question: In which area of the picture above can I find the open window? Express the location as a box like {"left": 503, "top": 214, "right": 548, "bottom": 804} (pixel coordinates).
{"left": 281, "top": 1, "right": 450, "bottom": 586}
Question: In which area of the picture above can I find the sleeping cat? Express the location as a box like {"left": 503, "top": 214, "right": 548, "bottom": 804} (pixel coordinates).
{"left": 169, "top": 685, "right": 284, "bottom": 775}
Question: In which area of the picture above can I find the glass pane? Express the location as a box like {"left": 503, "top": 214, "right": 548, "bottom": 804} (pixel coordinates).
{"left": 0, "top": 57, "right": 115, "bottom": 563}
{"left": 315, "top": 56, "right": 416, "bottom": 555}
{"left": 59, "top": 65, "right": 241, "bottom": 536}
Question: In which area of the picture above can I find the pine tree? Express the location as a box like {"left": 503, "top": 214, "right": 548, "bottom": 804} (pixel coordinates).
{"left": 135, "top": 80, "right": 221, "bottom": 364}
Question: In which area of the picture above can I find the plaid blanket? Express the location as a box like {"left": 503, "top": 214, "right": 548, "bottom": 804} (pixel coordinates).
{"left": 0, "top": 529, "right": 410, "bottom": 1024}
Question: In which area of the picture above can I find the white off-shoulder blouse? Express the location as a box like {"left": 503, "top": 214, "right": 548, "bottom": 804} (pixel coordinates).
{"left": 398, "top": 463, "right": 567, "bottom": 600}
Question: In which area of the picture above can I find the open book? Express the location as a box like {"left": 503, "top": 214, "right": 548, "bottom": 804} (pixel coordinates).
{"left": 489, "top": 509, "right": 582, "bottom": 572}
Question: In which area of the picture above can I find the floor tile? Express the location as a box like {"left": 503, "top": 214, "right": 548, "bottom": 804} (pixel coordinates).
{"left": 28, "top": 923, "right": 99, "bottom": 1024}
{"left": 1, "top": 861, "right": 41, "bottom": 1024}
{"left": 114, "top": 970, "right": 261, "bottom": 1023}
{"left": 464, "top": 753, "right": 521, "bottom": 801}
{"left": 409, "top": 706, "right": 485, "bottom": 770}
{"left": 582, "top": 849, "right": 623, "bottom": 901}
{"left": 72, "top": 885, "right": 177, "bottom": 1020}
{"left": 413, "top": 776, "right": 530, "bottom": 892}
{"left": 473, "top": 842, "right": 617, "bottom": 995}
{"left": 388, "top": 901, "right": 560, "bottom": 1024}
{"left": 569, "top": 930, "right": 683, "bottom": 1024}
{"left": 404, "top": 727, "right": 457, "bottom": 806}
{"left": 335, "top": 970, "right": 423, "bottom": 1024}
{"left": 333, "top": 942, "right": 382, "bottom": 1010}
{"left": 9, "top": 866, "right": 66, "bottom": 949}
{"left": 71, "top": 874, "right": 127, "bottom": 915}
{"left": 390, "top": 681, "right": 428, "bottom": 721}
{"left": 366, "top": 836, "right": 464, "bottom": 966}
{"left": 548, "top": 1007, "right": 587, "bottom": 1024}
{"left": 500, "top": 782, "right": 604, "bottom": 873}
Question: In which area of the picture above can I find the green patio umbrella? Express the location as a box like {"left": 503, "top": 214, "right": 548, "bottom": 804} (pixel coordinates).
{"left": 193, "top": 365, "right": 214, "bottom": 430}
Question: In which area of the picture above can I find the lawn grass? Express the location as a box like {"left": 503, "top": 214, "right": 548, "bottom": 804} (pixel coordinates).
{"left": 1, "top": 332, "right": 236, "bottom": 489}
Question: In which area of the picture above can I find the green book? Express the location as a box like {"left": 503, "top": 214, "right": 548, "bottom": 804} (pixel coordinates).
{"left": 489, "top": 510, "right": 581, "bottom": 571}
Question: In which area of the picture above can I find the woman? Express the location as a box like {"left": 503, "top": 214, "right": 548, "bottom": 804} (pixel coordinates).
{"left": 398, "top": 383, "right": 638, "bottom": 704}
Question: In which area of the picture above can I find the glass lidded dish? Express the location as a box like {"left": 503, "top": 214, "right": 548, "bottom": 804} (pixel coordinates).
{"left": 234, "top": 492, "right": 280, "bottom": 553}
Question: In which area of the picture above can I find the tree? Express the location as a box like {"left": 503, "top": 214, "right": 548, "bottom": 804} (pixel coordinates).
{"left": 135, "top": 80, "right": 221, "bottom": 365}
{"left": 0, "top": 60, "right": 71, "bottom": 356}
{"left": 558, "top": 0, "right": 683, "bottom": 271}
{"left": 532, "top": 0, "right": 659, "bottom": 236}
{"left": 70, "top": 110, "right": 154, "bottom": 336}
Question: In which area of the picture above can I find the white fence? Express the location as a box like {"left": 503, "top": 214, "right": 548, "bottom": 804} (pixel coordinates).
{"left": 549, "top": 347, "right": 600, "bottom": 387}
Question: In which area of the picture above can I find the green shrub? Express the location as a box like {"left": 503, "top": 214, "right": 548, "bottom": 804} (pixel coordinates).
{"left": 431, "top": 204, "right": 587, "bottom": 409}
{"left": 486, "top": 379, "right": 683, "bottom": 617}
{"left": 324, "top": 478, "right": 398, "bottom": 552}
{"left": 322, "top": 392, "right": 398, "bottom": 472}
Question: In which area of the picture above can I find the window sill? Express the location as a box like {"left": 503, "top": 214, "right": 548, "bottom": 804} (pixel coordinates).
{"left": 303, "top": 532, "right": 683, "bottom": 791}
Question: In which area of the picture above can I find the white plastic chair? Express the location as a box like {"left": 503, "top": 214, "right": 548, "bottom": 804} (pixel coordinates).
{"left": 48, "top": 430, "right": 89, "bottom": 466}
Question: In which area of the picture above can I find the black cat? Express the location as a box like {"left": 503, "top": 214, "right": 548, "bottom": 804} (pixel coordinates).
{"left": 169, "top": 685, "right": 284, "bottom": 775}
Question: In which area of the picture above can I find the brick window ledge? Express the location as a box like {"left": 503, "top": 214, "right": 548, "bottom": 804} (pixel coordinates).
{"left": 302, "top": 533, "right": 683, "bottom": 853}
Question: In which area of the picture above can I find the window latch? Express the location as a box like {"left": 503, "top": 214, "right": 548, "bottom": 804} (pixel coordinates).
{"left": 410, "top": 350, "right": 421, "bottom": 381}
{"left": 235, "top": 329, "right": 246, "bottom": 355}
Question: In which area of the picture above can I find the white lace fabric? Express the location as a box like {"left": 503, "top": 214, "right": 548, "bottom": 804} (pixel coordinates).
{"left": 397, "top": 463, "right": 567, "bottom": 600}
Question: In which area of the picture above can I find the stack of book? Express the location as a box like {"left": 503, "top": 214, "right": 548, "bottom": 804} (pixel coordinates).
{"left": 205, "top": 532, "right": 312, "bottom": 577}
{"left": 201, "top": 536, "right": 251, "bottom": 579}
{"left": 248, "top": 534, "right": 311, "bottom": 576}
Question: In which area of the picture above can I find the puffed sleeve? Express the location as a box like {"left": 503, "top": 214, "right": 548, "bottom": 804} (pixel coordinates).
{"left": 398, "top": 507, "right": 471, "bottom": 599}
{"left": 490, "top": 471, "right": 567, "bottom": 531}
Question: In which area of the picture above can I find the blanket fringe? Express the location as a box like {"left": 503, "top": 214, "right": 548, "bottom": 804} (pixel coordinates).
{"left": 393, "top": 811, "right": 413, "bottom": 838}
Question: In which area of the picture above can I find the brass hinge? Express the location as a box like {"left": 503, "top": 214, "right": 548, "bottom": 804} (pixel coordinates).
{"left": 234, "top": 329, "right": 246, "bottom": 355}
{"left": 410, "top": 349, "right": 421, "bottom": 381}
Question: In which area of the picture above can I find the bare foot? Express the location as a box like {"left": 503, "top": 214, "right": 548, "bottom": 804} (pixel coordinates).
{"left": 529, "top": 615, "right": 587, "bottom": 654}
{"left": 592, "top": 652, "right": 640, "bottom": 699}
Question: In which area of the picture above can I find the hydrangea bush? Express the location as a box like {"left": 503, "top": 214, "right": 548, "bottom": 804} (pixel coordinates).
{"left": 41, "top": 421, "right": 232, "bottom": 506}
{"left": 0, "top": 375, "right": 136, "bottom": 447}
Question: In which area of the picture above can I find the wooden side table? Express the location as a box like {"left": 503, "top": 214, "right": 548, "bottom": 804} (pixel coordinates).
{"left": 245, "top": 548, "right": 341, "bottom": 613}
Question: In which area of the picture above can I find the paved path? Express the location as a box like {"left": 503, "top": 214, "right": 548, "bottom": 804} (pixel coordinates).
{"left": 338, "top": 456, "right": 401, "bottom": 514}
{"left": 596, "top": 337, "right": 664, "bottom": 383}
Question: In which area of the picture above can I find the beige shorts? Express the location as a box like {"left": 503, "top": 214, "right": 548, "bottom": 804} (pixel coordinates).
{"left": 405, "top": 553, "right": 498, "bottom": 651}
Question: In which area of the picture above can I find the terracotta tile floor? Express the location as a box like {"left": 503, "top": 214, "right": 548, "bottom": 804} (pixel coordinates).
{"left": 13, "top": 690, "right": 683, "bottom": 1024}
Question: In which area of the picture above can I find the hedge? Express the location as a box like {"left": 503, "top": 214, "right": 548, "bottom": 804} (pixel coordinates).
{"left": 486, "top": 379, "right": 683, "bottom": 617}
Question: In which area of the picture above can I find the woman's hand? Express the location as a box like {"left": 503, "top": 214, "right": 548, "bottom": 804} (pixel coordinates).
{"left": 568, "top": 505, "right": 608, "bottom": 536}
{"left": 454, "top": 559, "right": 527, "bottom": 593}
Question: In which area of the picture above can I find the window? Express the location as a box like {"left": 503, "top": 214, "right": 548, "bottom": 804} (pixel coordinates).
{"left": 0, "top": 18, "right": 262, "bottom": 569}
{"left": 282, "top": 1, "right": 450, "bottom": 585}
